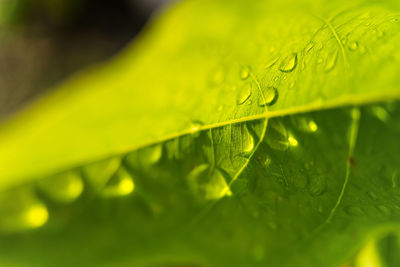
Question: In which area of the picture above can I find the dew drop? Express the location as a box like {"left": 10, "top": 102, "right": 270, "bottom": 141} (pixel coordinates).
{"left": 266, "top": 120, "right": 290, "bottom": 151}
{"left": 308, "top": 121, "right": 318, "bottom": 132}
{"left": 263, "top": 155, "right": 272, "bottom": 167}
{"left": 38, "top": 171, "right": 84, "bottom": 203}
{"left": 264, "top": 56, "right": 280, "bottom": 69}
{"left": 288, "top": 134, "right": 298, "bottom": 147}
{"left": 305, "top": 42, "right": 314, "bottom": 53}
{"left": 317, "top": 57, "right": 323, "bottom": 64}
{"left": 241, "top": 124, "right": 255, "bottom": 156}
{"left": 190, "top": 120, "right": 204, "bottom": 134}
{"left": 187, "top": 164, "right": 232, "bottom": 200}
{"left": 279, "top": 53, "right": 298, "bottom": 73}
{"left": 139, "top": 144, "right": 163, "bottom": 165}
{"left": 83, "top": 157, "right": 121, "bottom": 189}
{"left": 240, "top": 66, "right": 250, "bottom": 80}
{"left": 371, "top": 106, "right": 390, "bottom": 122}
{"left": 308, "top": 175, "right": 326, "bottom": 197}
{"left": 348, "top": 41, "right": 359, "bottom": 51}
{"left": 217, "top": 105, "right": 224, "bottom": 112}
{"left": 102, "top": 167, "right": 135, "bottom": 197}
{"left": 258, "top": 86, "right": 278, "bottom": 107}
{"left": 345, "top": 205, "right": 365, "bottom": 216}
{"left": 0, "top": 190, "right": 49, "bottom": 233}
{"left": 324, "top": 50, "right": 338, "bottom": 72}
{"left": 236, "top": 83, "right": 252, "bottom": 105}
{"left": 22, "top": 203, "right": 48, "bottom": 229}
{"left": 292, "top": 116, "right": 318, "bottom": 133}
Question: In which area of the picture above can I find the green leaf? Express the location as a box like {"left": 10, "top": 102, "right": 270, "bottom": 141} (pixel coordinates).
{"left": 1, "top": 0, "right": 400, "bottom": 266}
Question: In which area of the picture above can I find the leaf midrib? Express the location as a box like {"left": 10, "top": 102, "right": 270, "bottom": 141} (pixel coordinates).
{"left": 134, "top": 89, "right": 400, "bottom": 154}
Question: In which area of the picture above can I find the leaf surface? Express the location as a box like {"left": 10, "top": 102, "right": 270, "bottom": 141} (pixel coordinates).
{"left": 1, "top": 0, "right": 400, "bottom": 266}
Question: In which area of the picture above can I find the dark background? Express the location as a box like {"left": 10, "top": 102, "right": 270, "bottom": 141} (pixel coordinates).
{"left": 0, "top": 0, "right": 170, "bottom": 119}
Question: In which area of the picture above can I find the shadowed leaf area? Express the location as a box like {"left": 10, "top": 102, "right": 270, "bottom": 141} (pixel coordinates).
{"left": 0, "top": 0, "right": 400, "bottom": 266}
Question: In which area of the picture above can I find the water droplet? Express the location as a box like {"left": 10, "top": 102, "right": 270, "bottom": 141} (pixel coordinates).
{"left": 217, "top": 105, "right": 224, "bottom": 112}
{"left": 241, "top": 124, "right": 255, "bottom": 156}
{"left": 279, "top": 53, "right": 298, "bottom": 73}
{"left": 292, "top": 116, "right": 318, "bottom": 133}
{"left": 187, "top": 164, "right": 232, "bottom": 200}
{"left": 263, "top": 155, "right": 272, "bottom": 167}
{"left": 258, "top": 86, "right": 278, "bottom": 107}
{"left": 0, "top": 190, "right": 49, "bottom": 233}
{"left": 377, "top": 30, "right": 385, "bottom": 39}
{"left": 349, "top": 41, "right": 359, "bottom": 51}
{"left": 38, "top": 171, "right": 84, "bottom": 203}
{"left": 266, "top": 120, "right": 289, "bottom": 151}
{"left": 190, "top": 120, "right": 204, "bottom": 134}
{"left": 324, "top": 50, "right": 338, "bottom": 72}
{"left": 371, "top": 106, "right": 390, "bottom": 122}
{"left": 288, "top": 134, "right": 298, "bottom": 147}
{"left": 367, "top": 191, "right": 378, "bottom": 200}
{"left": 264, "top": 56, "right": 280, "bottom": 69}
{"left": 345, "top": 206, "right": 365, "bottom": 216}
{"left": 317, "top": 57, "right": 323, "bottom": 64}
{"left": 139, "top": 144, "right": 163, "bottom": 165}
{"left": 240, "top": 66, "right": 250, "bottom": 80}
{"left": 236, "top": 83, "right": 252, "bottom": 105}
{"left": 83, "top": 157, "right": 121, "bottom": 189}
{"left": 288, "top": 81, "right": 295, "bottom": 89}
{"left": 102, "top": 167, "right": 135, "bottom": 197}
{"left": 305, "top": 42, "right": 314, "bottom": 53}
{"left": 308, "top": 175, "right": 326, "bottom": 197}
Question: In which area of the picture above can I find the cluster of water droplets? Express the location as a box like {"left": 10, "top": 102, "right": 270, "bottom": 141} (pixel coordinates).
{"left": 0, "top": 144, "right": 169, "bottom": 234}
{"left": 236, "top": 64, "right": 280, "bottom": 108}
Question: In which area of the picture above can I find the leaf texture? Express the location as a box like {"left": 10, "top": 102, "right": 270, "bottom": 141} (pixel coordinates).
{"left": 1, "top": 0, "right": 400, "bottom": 266}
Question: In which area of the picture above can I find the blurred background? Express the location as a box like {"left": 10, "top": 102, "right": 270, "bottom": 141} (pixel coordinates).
{"left": 0, "top": 0, "right": 171, "bottom": 120}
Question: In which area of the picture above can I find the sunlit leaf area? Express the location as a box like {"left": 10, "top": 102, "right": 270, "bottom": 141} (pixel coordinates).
{"left": 1, "top": 0, "right": 400, "bottom": 266}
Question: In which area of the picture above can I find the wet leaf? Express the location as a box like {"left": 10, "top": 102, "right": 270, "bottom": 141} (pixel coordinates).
{"left": 1, "top": 0, "right": 400, "bottom": 266}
